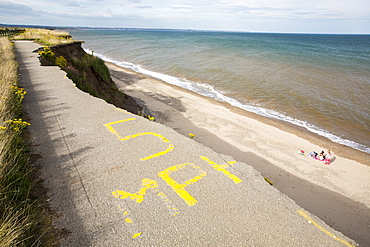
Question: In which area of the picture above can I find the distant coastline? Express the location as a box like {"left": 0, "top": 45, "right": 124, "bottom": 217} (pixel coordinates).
{"left": 0, "top": 23, "right": 234, "bottom": 33}
{"left": 3, "top": 23, "right": 370, "bottom": 35}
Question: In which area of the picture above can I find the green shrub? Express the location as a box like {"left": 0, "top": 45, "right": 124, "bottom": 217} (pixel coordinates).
{"left": 70, "top": 54, "right": 111, "bottom": 82}
{"left": 65, "top": 68, "right": 86, "bottom": 86}
{"left": 55, "top": 56, "right": 67, "bottom": 69}
{"left": 91, "top": 56, "right": 111, "bottom": 82}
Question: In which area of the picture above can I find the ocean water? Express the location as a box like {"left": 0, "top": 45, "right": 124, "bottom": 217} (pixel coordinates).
{"left": 68, "top": 30, "right": 370, "bottom": 154}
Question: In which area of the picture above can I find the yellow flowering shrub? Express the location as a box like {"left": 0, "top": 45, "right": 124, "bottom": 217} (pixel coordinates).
{"left": 38, "top": 46, "right": 55, "bottom": 63}
{"left": 1, "top": 118, "right": 31, "bottom": 132}
{"left": 11, "top": 86, "right": 26, "bottom": 102}
{"left": 55, "top": 55, "right": 67, "bottom": 68}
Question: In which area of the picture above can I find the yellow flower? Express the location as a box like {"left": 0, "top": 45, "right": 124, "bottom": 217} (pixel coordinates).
{"left": 148, "top": 115, "right": 155, "bottom": 121}
{"left": 264, "top": 177, "right": 273, "bottom": 186}
{"left": 5, "top": 118, "right": 31, "bottom": 131}
{"left": 11, "top": 86, "right": 27, "bottom": 101}
{"left": 0, "top": 126, "right": 6, "bottom": 130}
{"left": 188, "top": 133, "right": 195, "bottom": 139}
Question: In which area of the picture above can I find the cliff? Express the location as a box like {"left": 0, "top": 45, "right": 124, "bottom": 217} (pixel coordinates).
{"left": 38, "top": 42, "right": 142, "bottom": 114}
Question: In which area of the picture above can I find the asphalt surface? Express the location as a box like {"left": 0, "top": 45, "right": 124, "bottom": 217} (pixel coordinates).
{"left": 15, "top": 41, "right": 357, "bottom": 246}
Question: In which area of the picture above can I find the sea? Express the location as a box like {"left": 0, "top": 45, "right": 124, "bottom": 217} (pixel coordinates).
{"left": 68, "top": 30, "right": 370, "bottom": 154}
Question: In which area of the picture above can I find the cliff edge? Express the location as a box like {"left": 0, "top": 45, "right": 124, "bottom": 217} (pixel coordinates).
{"left": 38, "top": 42, "right": 142, "bottom": 114}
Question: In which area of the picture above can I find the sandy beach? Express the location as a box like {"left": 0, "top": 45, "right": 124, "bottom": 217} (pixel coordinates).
{"left": 107, "top": 62, "right": 370, "bottom": 245}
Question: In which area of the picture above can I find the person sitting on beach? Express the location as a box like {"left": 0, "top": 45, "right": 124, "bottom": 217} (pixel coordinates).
{"left": 308, "top": 151, "right": 318, "bottom": 158}
{"left": 318, "top": 150, "right": 326, "bottom": 161}
{"left": 325, "top": 150, "right": 333, "bottom": 165}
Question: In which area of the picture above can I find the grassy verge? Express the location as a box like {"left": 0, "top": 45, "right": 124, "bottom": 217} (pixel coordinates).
{"left": 0, "top": 37, "right": 57, "bottom": 246}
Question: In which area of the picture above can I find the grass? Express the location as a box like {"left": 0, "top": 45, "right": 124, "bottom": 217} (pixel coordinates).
{"left": 65, "top": 53, "right": 112, "bottom": 83}
{"left": 12, "top": 28, "right": 74, "bottom": 46}
{"left": 0, "top": 37, "right": 58, "bottom": 246}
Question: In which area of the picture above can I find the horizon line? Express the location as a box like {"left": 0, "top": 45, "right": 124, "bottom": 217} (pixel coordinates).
{"left": 1, "top": 23, "right": 369, "bottom": 35}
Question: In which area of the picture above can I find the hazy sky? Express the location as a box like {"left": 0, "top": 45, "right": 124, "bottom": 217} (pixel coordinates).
{"left": 1, "top": 0, "right": 369, "bottom": 34}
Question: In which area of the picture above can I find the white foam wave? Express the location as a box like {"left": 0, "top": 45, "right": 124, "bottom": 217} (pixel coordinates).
{"left": 86, "top": 49, "right": 370, "bottom": 154}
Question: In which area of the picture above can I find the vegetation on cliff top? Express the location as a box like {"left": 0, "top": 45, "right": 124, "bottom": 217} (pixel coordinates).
{"left": 0, "top": 28, "right": 25, "bottom": 38}
{"left": 12, "top": 28, "right": 74, "bottom": 46}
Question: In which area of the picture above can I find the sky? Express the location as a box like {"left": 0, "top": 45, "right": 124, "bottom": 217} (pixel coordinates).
{"left": 1, "top": 0, "right": 370, "bottom": 34}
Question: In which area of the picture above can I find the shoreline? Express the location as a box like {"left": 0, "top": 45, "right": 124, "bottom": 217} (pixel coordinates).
{"left": 106, "top": 61, "right": 370, "bottom": 245}
{"left": 87, "top": 48, "right": 370, "bottom": 157}
{"left": 219, "top": 97, "right": 370, "bottom": 166}
{"left": 108, "top": 62, "right": 369, "bottom": 165}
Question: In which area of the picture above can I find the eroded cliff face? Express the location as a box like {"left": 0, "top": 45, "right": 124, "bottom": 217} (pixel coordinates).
{"left": 40, "top": 42, "right": 142, "bottom": 114}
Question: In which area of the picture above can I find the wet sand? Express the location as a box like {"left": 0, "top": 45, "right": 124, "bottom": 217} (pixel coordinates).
{"left": 107, "top": 62, "right": 370, "bottom": 246}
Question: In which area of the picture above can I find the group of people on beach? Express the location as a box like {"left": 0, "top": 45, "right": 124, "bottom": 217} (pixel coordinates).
{"left": 298, "top": 149, "right": 333, "bottom": 165}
